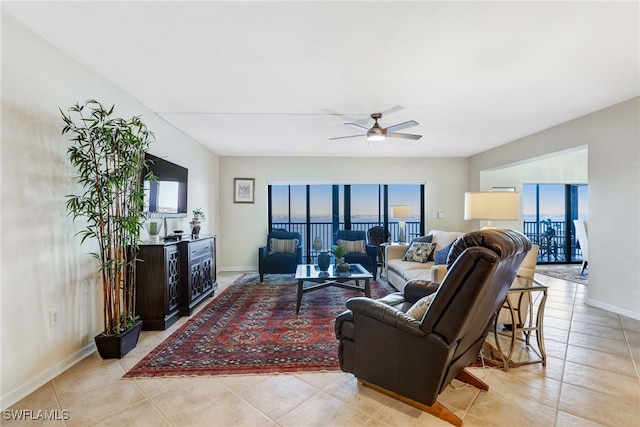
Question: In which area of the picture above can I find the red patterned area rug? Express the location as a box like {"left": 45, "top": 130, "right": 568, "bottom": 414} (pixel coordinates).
{"left": 124, "top": 273, "right": 396, "bottom": 378}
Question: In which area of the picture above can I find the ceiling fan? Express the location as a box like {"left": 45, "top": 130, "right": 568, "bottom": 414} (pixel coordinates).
{"left": 329, "top": 110, "right": 422, "bottom": 145}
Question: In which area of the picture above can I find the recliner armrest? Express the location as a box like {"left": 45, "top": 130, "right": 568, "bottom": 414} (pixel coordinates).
{"left": 404, "top": 280, "right": 440, "bottom": 303}
{"left": 346, "top": 297, "right": 425, "bottom": 336}
{"left": 335, "top": 309, "right": 354, "bottom": 339}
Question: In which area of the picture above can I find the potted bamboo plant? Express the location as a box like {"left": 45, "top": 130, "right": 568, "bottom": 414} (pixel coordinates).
{"left": 61, "top": 99, "right": 155, "bottom": 359}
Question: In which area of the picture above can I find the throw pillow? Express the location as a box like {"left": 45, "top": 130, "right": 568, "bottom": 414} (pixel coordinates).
{"left": 338, "top": 239, "right": 366, "bottom": 254}
{"left": 402, "top": 242, "right": 437, "bottom": 263}
{"left": 269, "top": 238, "right": 298, "bottom": 254}
{"left": 410, "top": 235, "right": 433, "bottom": 245}
{"left": 434, "top": 242, "right": 454, "bottom": 265}
{"left": 406, "top": 293, "right": 436, "bottom": 320}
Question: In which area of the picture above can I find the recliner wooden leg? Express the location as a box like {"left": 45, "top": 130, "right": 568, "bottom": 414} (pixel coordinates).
{"left": 359, "top": 380, "right": 463, "bottom": 427}
{"left": 455, "top": 368, "right": 489, "bottom": 391}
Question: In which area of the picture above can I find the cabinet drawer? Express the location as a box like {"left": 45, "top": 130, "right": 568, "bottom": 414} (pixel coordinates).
{"left": 189, "top": 239, "right": 212, "bottom": 259}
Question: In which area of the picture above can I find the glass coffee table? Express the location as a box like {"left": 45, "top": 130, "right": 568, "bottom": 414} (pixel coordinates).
{"left": 294, "top": 263, "right": 373, "bottom": 314}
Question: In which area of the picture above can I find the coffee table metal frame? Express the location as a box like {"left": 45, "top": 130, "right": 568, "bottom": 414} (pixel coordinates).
{"left": 294, "top": 263, "right": 372, "bottom": 314}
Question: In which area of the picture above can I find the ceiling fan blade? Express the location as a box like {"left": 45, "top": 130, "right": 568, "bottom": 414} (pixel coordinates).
{"left": 321, "top": 108, "right": 364, "bottom": 124}
{"left": 329, "top": 134, "right": 367, "bottom": 140}
{"left": 386, "top": 132, "right": 422, "bottom": 140}
{"left": 385, "top": 120, "right": 419, "bottom": 132}
{"left": 344, "top": 122, "right": 370, "bottom": 131}
{"left": 380, "top": 105, "right": 405, "bottom": 117}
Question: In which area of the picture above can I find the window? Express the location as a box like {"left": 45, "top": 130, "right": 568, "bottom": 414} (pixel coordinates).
{"left": 522, "top": 184, "right": 588, "bottom": 264}
{"left": 268, "top": 183, "right": 424, "bottom": 261}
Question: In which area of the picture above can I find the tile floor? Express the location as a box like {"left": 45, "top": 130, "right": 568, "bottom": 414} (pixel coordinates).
{"left": 5, "top": 271, "right": 640, "bottom": 426}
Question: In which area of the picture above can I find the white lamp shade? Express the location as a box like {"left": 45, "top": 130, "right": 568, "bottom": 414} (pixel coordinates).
{"left": 392, "top": 205, "right": 413, "bottom": 218}
{"left": 464, "top": 191, "right": 519, "bottom": 221}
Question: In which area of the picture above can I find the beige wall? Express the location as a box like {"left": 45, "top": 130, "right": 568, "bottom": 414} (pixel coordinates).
{"left": 470, "top": 98, "right": 640, "bottom": 318}
{"left": 1, "top": 14, "right": 219, "bottom": 407}
{"left": 218, "top": 156, "right": 472, "bottom": 270}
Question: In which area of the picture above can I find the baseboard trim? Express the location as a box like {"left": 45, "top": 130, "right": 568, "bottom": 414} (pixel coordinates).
{"left": 1, "top": 342, "right": 96, "bottom": 410}
{"left": 219, "top": 267, "right": 256, "bottom": 272}
{"left": 585, "top": 298, "right": 640, "bottom": 321}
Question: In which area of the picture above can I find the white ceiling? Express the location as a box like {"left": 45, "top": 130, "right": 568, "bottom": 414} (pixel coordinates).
{"left": 3, "top": 1, "right": 639, "bottom": 157}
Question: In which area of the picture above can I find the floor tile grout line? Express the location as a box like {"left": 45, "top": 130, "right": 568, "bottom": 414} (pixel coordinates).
{"left": 49, "top": 379, "right": 69, "bottom": 427}
{"left": 551, "top": 273, "right": 577, "bottom": 427}
{"left": 128, "top": 379, "right": 176, "bottom": 427}
{"left": 210, "top": 375, "right": 297, "bottom": 426}
{"left": 621, "top": 327, "right": 640, "bottom": 381}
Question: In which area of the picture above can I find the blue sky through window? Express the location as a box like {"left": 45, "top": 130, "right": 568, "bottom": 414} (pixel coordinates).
{"left": 271, "top": 184, "right": 421, "bottom": 222}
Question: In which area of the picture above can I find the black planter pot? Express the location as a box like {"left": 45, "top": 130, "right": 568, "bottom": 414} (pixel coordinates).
{"left": 94, "top": 320, "right": 143, "bottom": 359}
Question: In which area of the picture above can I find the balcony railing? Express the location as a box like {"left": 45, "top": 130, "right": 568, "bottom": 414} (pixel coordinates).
{"left": 273, "top": 221, "right": 421, "bottom": 261}
{"left": 272, "top": 220, "right": 584, "bottom": 264}
{"left": 523, "top": 220, "right": 584, "bottom": 263}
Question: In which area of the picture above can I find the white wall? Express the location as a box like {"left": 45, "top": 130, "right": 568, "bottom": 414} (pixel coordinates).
{"left": 470, "top": 98, "right": 640, "bottom": 318}
{"left": 1, "top": 13, "right": 219, "bottom": 408}
{"left": 218, "top": 156, "right": 472, "bottom": 270}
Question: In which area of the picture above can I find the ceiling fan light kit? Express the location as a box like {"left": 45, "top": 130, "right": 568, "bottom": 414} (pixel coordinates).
{"left": 331, "top": 109, "right": 423, "bottom": 143}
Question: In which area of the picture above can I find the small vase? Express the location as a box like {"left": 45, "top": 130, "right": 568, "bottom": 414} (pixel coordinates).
{"left": 190, "top": 219, "right": 201, "bottom": 239}
{"left": 318, "top": 252, "right": 331, "bottom": 271}
{"left": 313, "top": 236, "right": 323, "bottom": 252}
{"left": 144, "top": 220, "right": 163, "bottom": 243}
{"left": 336, "top": 258, "right": 350, "bottom": 273}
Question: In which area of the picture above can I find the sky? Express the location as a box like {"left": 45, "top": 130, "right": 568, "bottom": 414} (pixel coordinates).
{"left": 272, "top": 183, "right": 588, "bottom": 221}
{"left": 272, "top": 184, "right": 421, "bottom": 219}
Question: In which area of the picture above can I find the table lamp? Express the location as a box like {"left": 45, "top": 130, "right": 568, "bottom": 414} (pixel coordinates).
{"left": 392, "top": 205, "right": 413, "bottom": 243}
{"left": 464, "top": 190, "right": 519, "bottom": 229}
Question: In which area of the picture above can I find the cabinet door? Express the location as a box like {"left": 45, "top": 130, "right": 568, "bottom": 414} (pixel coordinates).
{"left": 200, "top": 255, "right": 214, "bottom": 294}
{"left": 180, "top": 237, "right": 216, "bottom": 315}
{"left": 189, "top": 260, "right": 203, "bottom": 299}
{"left": 166, "top": 245, "right": 180, "bottom": 313}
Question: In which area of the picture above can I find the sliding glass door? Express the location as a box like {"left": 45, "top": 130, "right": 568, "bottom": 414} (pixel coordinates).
{"left": 269, "top": 183, "right": 424, "bottom": 262}
{"left": 522, "top": 184, "right": 588, "bottom": 263}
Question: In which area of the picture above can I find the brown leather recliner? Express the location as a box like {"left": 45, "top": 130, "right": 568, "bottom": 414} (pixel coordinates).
{"left": 335, "top": 229, "right": 531, "bottom": 426}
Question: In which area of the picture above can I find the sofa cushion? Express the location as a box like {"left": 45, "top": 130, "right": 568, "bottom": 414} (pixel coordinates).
{"left": 406, "top": 293, "right": 436, "bottom": 320}
{"left": 402, "top": 242, "right": 437, "bottom": 263}
{"left": 338, "top": 239, "right": 366, "bottom": 254}
{"left": 404, "top": 269, "right": 432, "bottom": 282}
{"left": 269, "top": 238, "right": 298, "bottom": 254}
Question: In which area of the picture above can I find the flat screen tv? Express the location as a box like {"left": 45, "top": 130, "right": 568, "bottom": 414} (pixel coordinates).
{"left": 142, "top": 153, "right": 188, "bottom": 217}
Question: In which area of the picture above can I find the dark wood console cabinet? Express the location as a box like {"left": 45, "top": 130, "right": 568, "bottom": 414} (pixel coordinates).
{"left": 180, "top": 237, "right": 217, "bottom": 316}
{"left": 135, "top": 235, "right": 217, "bottom": 330}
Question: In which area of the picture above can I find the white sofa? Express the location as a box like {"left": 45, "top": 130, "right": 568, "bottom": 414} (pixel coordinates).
{"left": 385, "top": 230, "right": 464, "bottom": 291}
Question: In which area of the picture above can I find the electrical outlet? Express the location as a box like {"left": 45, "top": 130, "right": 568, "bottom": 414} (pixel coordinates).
{"left": 50, "top": 309, "right": 60, "bottom": 327}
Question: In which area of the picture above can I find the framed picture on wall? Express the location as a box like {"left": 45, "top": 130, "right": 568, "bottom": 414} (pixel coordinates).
{"left": 234, "top": 178, "right": 255, "bottom": 203}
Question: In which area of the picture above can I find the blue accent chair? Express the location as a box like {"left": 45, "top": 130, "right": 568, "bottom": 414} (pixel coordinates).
{"left": 259, "top": 231, "right": 302, "bottom": 282}
{"left": 335, "top": 230, "right": 378, "bottom": 280}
